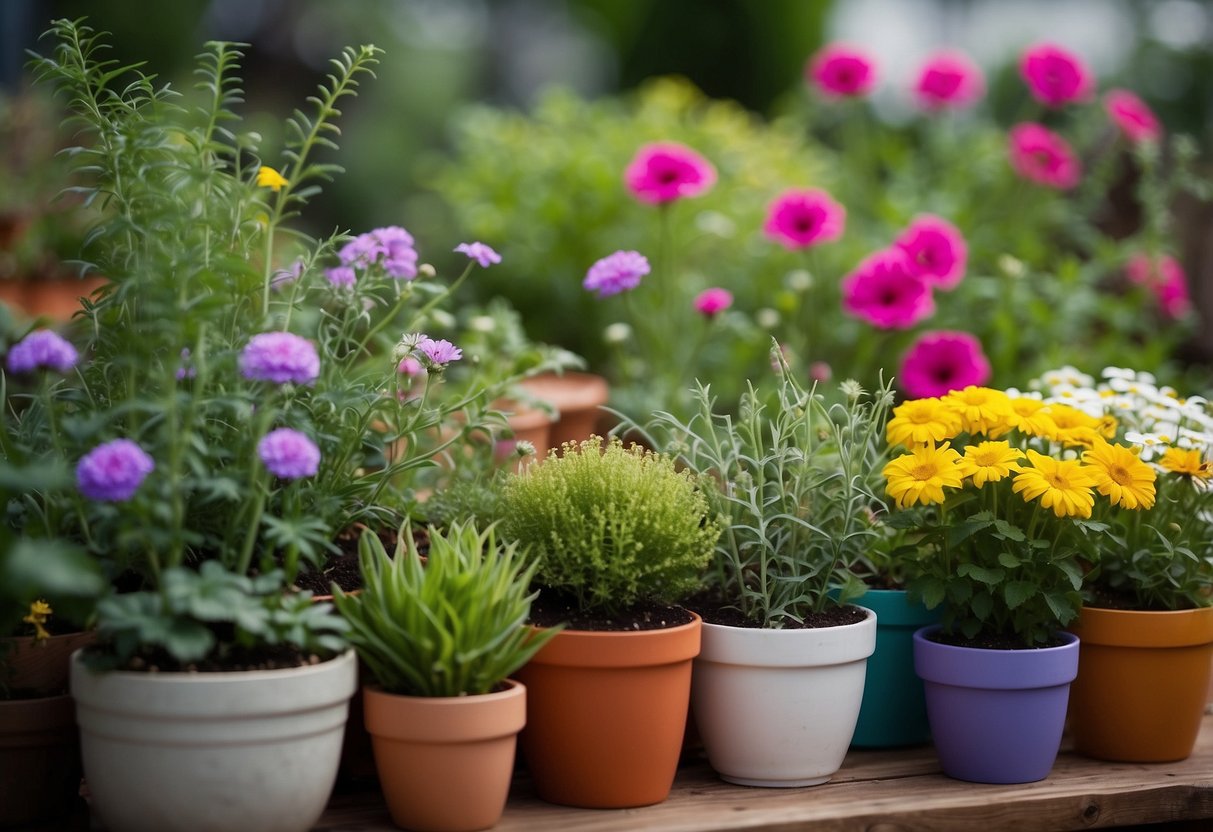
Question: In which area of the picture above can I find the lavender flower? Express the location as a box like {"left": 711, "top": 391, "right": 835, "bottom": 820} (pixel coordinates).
{"left": 416, "top": 337, "right": 463, "bottom": 368}
{"left": 77, "top": 439, "right": 155, "bottom": 502}
{"left": 239, "top": 332, "right": 319, "bottom": 385}
{"left": 6, "top": 330, "right": 79, "bottom": 374}
{"left": 454, "top": 242, "right": 502, "bottom": 268}
{"left": 175, "top": 348, "right": 196, "bottom": 380}
{"left": 257, "top": 428, "right": 321, "bottom": 479}
{"left": 584, "top": 250, "right": 650, "bottom": 298}
{"left": 270, "top": 258, "right": 306, "bottom": 291}
{"left": 325, "top": 265, "right": 357, "bottom": 288}
{"left": 337, "top": 226, "right": 419, "bottom": 280}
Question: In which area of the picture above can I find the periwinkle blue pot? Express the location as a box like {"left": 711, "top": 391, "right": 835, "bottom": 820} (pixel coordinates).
{"left": 913, "top": 626, "right": 1079, "bottom": 784}
{"left": 849, "top": 589, "right": 939, "bottom": 748}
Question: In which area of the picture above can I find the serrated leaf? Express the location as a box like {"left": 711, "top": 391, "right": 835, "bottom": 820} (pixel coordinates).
{"left": 957, "top": 563, "right": 1004, "bottom": 586}
{"left": 1003, "top": 581, "right": 1038, "bottom": 610}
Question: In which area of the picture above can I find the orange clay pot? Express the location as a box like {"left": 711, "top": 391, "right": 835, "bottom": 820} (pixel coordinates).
{"left": 1068, "top": 605, "right": 1213, "bottom": 762}
{"left": 21, "top": 276, "right": 107, "bottom": 321}
{"left": 363, "top": 679, "right": 526, "bottom": 832}
{"left": 517, "top": 372, "right": 609, "bottom": 453}
{"left": 513, "top": 612, "right": 700, "bottom": 809}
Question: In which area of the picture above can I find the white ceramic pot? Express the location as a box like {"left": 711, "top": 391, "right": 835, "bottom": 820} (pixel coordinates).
{"left": 71, "top": 649, "right": 357, "bottom": 832}
{"left": 691, "top": 607, "right": 876, "bottom": 787}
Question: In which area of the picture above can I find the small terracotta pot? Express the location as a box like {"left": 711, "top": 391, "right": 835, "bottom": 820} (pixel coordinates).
{"left": 1068, "top": 605, "right": 1213, "bottom": 762}
{"left": 3, "top": 631, "right": 95, "bottom": 696}
{"left": 517, "top": 372, "right": 609, "bottom": 452}
{"left": 22, "top": 276, "right": 107, "bottom": 320}
{"left": 513, "top": 612, "right": 700, "bottom": 808}
{"left": 0, "top": 693, "right": 83, "bottom": 828}
{"left": 364, "top": 680, "right": 526, "bottom": 832}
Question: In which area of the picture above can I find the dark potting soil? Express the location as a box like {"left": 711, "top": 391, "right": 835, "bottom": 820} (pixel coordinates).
{"left": 926, "top": 630, "right": 1068, "bottom": 650}
{"left": 292, "top": 525, "right": 422, "bottom": 595}
{"left": 98, "top": 643, "right": 329, "bottom": 673}
{"left": 1085, "top": 583, "right": 1190, "bottom": 612}
{"left": 527, "top": 590, "right": 695, "bottom": 631}
{"left": 685, "top": 592, "right": 869, "bottom": 629}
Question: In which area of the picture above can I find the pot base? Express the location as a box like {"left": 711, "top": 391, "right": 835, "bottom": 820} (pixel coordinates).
{"left": 721, "top": 773, "right": 830, "bottom": 788}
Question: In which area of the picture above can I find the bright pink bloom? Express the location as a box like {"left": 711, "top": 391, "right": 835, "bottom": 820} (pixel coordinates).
{"left": 396, "top": 356, "right": 424, "bottom": 377}
{"left": 912, "top": 51, "right": 984, "bottom": 110}
{"left": 763, "top": 188, "right": 846, "bottom": 250}
{"left": 1105, "top": 89, "right": 1161, "bottom": 144}
{"left": 1126, "top": 253, "right": 1191, "bottom": 319}
{"left": 624, "top": 142, "right": 716, "bottom": 204}
{"left": 898, "top": 331, "right": 991, "bottom": 398}
{"left": 895, "top": 215, "right": 968, "bottom": 290}
{"left": 841, "top": 249, "right": 935, "bottom": 330}
{"left": 1008, "top": 123, "right": 1081, "bottom": 189}
{"left": 809, "top": 361, "right": 832, "bottom": 383}
{"left": 1019, "top": 43, "right": 1093, "bottom": 108}
{"left": 694, "top": 288, "right": 733, "bottom": 318}
{"left": 806, "top": 43, "right": 877, "bottom": 98}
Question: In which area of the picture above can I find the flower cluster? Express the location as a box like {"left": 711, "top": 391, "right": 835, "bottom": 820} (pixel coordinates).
{"left": 326, "top": 225, "right": 420, "bottom": 286}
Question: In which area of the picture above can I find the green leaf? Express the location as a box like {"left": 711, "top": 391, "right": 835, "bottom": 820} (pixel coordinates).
{"left": 1003, "top": 581, "right": 1038, "bottom": 610}
{"left": 957, "top": 563, "right": 1004, "bottom": 586}
{"left": 997, "top": 552, "right": 1022, "bottom": 569}
{"left": 970, "top": 591, "right": 993, "bottom": 621}
{"left": 992, "top": 519, "right": 1026, "bottom": 542}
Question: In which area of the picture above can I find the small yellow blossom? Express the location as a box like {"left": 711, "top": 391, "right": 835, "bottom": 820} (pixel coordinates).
{"left": 1042, "top": 403, "right": 1103, "bottom": 447}
{"left": 883, "top": 443, "right": 964, "bottom": 508}
{"left": 1004, "top": 397, "right": 1056, "bottom": 439}
{"left": 943, "top": 386, "right": 1013, "bottom": 436}
{"left": 1159, "top": 447, "right": 1213, "bottom": 481}
{"left": 1083, "top": 439, "right": 1156, "bottom": 510}
{"left": 23, "top": 599, "right": 53, "bottom": 642}
{"left": 956, "top": 441, "right": 1025, "bottom": 487}
{"left": 886, "top": 398, "right": 963, "bottom": 448}
{"left": 256, "top": 165, "right": 288, "bottom": 192}
{"left": 1012, "top": 450, "right": 1098, "bottom": 518}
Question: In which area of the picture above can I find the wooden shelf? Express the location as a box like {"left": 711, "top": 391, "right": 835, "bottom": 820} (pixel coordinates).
{"left": 317, "top": 714, "right": 1213, "bottom": 832}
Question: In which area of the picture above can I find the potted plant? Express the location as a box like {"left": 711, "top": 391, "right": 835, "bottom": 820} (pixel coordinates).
{"left": 497, "top": 435, "right": 719, "bottom": 808}
{"left": 634, "top": 344, "right": 890, "bottom": 787}
{"left": 1032, "top": 365, "right": 1213, "bottom": 762}
{"left": 332, "top": 520, "right": 557, "bottom": 832}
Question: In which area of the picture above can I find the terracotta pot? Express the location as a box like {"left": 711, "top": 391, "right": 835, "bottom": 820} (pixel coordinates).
{"left": 386, "top": 402, "right": 552, "bottom": 472}
{"left": 364, "top": 680, "right": 526, "bottom": 832}
{"left": 517, "top": 372, "right": 609, "bottom": 452}
{"left": 21, "top": 276, "right": 107, "bottom": 321}
{"left": 2, "top": 631, "right": 95, "bottom": 696}
{"left": 513, "top": 613, "right": 700, "bottom": 808}
{"left": 1068, "top": 605, "right": 1213, "bottom": 762}
{"left": 0, "top": 280, "right": 28, "bottom": 311}
{"left": 0, "top": 693, "right": 83, "bottom": 828}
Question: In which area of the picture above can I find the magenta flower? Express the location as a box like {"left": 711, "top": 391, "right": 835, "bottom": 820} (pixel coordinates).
{"left": 77, "top": 439, "right": 155, "bottom": 502}
{"left": 912, "top": 51, "right": 984, "bottom": 111}
{"left": 416, "top": 337, "right": 463, "bottom": 367}
{"left": 898, "top": 331, "right": 991, "bottom": 398}
{"left": 584, "top": 250, "right": 651, "bottom": 298}
{"left": 396, "top": 356, "right": 424, "bottom": 377}
{"left": 257, "top": 428, "right": 320, "bottom": 479}
{"left": 806, "top": 43, "right": 877, "bottom": 98}
{"left": 454, "top": 242, "right": 502, "bottom": 268}
{"left": 763, "top": 188, "right": 846, "bottom": 250}
{"left": 6, "top": 329, "right": 78, "bottom": 374}
{"left": 895, "top": 215, "right": 968, "bottom": 290}
{"left": 1008, "top": 123, "right": 1081, "bottom": 189}
{"left": 1105, "top": 89, "right": 1161, "bottom": 144}
{"left": 337, "top": 226, "right": 419, "bottom": 280}
{"left": 1019, "top": 43, "right": 1093, "bottom": 108}
{"left": 809, "top": 361, "right": 832, "bottom": 383}
{"left": 624, "top": 142, "right": 716, "bottom": 205}
{"left": 325, "top": 265, "right": 357, "bottom": 288}
{"left": 841, "top": 249, "right": 934, "bottom": 330}
{"left": 1127, "top": 253, "right": 1191, "bottom": 319}
{"left": 239, "top": 332, "right": 320, "bottom": 385}
{"left": 694, "top": 288, "right": 733, "bottom": 319}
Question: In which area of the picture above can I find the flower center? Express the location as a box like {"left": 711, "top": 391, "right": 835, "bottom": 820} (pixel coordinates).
{"left": 1108, "top": 465, "right": 1132, "bottom": 486}
{"left": 910, "top": 463, "right": 938, "bottom": 481}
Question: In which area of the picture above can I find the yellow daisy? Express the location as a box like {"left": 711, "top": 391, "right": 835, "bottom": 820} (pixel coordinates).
{"left": 1004, "top": 397, "right": 1056, "bottom": 439}
{"left": 23, "top": 599, "right": 53, "bottom": 642}
{"left": 886, "top": 398, "right": 963, "bottom": 448}
{"left": 883, "top": 443, "right": 963, "bottom": 508}
{"left": 1042, "top": 403, "right": 1103, "bottom": 447}
{"left": 955, "top": 441, "right": 1025, "bottom": 487}
{"left": 1159, "top": 447, "right": 1213, "bottom": 481}
{"left": 943, "top": 386, "right": 1013, "bottom": 436}
{"left": 256, "top": 165, "right": 288, "bottom": 192}
{"left": 1082, "top": 439, "right": 1156, "bottom": 510}
{"left": 1012, "top": 450, "right": 1098, "bottom": 518}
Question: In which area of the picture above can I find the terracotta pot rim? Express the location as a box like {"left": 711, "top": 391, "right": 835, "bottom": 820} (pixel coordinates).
{"left": 1072, "top": 604, "right": 1213, "bottom": 648}
{"left": 363, "top": 678, "right": 526, "bottom": 742}
{"left": 517, "top": 372, "right": 610, "bottom": 411}
{"left": 527, "top": 611, "right": 701, "bottom": 668}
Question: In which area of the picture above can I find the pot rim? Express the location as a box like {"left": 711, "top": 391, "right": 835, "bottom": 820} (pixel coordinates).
{"left": 526, "top": 610, "right": 701, "bottom": 668}
{"left": 1071, "top": 604, "right": 1213, "bottom": 649}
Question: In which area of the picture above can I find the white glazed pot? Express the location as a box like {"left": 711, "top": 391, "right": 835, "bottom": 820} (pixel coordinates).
{"left": 691, "top": 606, "right": 876, "bottom": 787}
{"left": 71, "top": 649, "right": 358, "bottom": 832}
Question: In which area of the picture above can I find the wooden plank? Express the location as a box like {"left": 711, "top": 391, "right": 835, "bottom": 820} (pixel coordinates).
{"left": 315, "top": 715, "right": 1213, "bottom": 832}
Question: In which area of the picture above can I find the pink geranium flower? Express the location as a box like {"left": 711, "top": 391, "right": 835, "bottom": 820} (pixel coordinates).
{"left": 898, "top": 331, "right": 992, "bottom": 398}
{"left": 763, "top": 188, "right": 846, "bottom": 250}
{"left": 1008, "top": 123, "right": 1081, "bottom": 189}
{"left": 1126, "top": 253, "right": 1191, "bottom": 319}
{"left": 1105, "top": 89, "right": 1162, "bottom": 144}
{"left": 806, "top": 43, "right": 877, "bottom": 98}
{"left": 1019, "top": 43, "right": 1093, "bottom": 108}
{"left": 624, "top": 142, "right": 716, "bottom": 205}
{"left": 895, "top": 215, "right": 968, "bottom": 290}
{"left": 694, "top": 288, "right": 733, "bottom": 319}
{"left": 841, "top": 249, "right": 935, "bottom": 330}
{"left": 912, "top": 51, "right": 984, "bottom": 111}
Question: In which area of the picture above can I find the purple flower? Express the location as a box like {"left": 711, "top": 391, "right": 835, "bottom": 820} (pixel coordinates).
{"left": 338, "top": 226, "right": 419, "bottom": 280}
{"left": 175, "top": 348, "right": 196, "bottom": 381}
{"left": 396, "top": 356, "right": 424, "bottom": 377}
{"left": 6, "top": 330, "right": 78, "bottom": 374}
{"left": 583, "top": 251, "right": 650, "bottom": 298}
{"left": 325, "top": 265, "right": 357, "bottom": 288}
{"left": 257, "top": 428, "right": 320, "bottom": 479}
{"left": 454, "top": 242, "right": 502, "bottom": 268}
{"left": 270, "top": 259, "right": 306, "bottom": 291}
{"left": 239, "top": 332, "right": 320, "bottom": 385}
{"left": 416, "top": 337, "right": 462, "bottom": 367}
{"left": 77, "top": 439, "right": 155, "bottom": 502}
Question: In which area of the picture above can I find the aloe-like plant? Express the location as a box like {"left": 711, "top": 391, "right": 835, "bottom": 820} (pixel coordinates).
{"left": 332, "top": 520, "right": 556, "bottom": 697}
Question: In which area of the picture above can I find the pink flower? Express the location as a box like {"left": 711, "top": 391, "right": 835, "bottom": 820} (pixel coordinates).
{"left": 913, "top": 51, "right": 985, "bottom": 110}
{"left": 694, "top": 288, "right": 733, "bottom": 318}
{"left": 895, "top": 215, "right": 968, "bottom": 290}
{"left": 1019, "top": 43, "right": 1093, "bottom": 108}
{"left": 1105, "top": 89, "right": 1161, "bottom": 144}
{"left": 1126, "top": 253, "right": 1191, "bottom": 319}
{"left": 809, "top": 361, "right": 832, "bottom": 383}
{"left": 898, "top": 331, "right": 991, "bottom": 398}
{"left": 841, "top": 249, "right": 935, "bottom": 330}
{"left": 806, "top": 43, "right": 877, "bottom": 98}
{"left": 396, "top": 356, "right": 424, "bottom": 377}
{"left": 584, "top": 250, "right": 650, "bottom": 298}
{"left": 416, "top": 337, "right": 463, "bottom": 367}
{"left": 1008, "top": 123, "right": 1081, "bottom": 189}
{"left": 763, "top": 188, "right": 846, "bottom": 250}
{"left": 624, "top": 142, "right": 716, "bottom": 205}
{"left": 454, "top": 242, "right": 502, "bottom": 268}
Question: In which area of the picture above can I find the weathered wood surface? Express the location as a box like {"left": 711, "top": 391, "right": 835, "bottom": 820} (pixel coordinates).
{"left": 315, "top": 715, "right": 1213, "bottom": 832}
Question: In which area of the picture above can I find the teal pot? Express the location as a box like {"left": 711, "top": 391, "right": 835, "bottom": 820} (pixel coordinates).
{"left": 849, "top": 589, "right": 939, "bottom": 748}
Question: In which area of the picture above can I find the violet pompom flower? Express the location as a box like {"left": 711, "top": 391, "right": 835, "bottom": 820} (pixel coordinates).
{"left": 841, "top": 249, "right": 935, "bottom": 330}
{"left": 1126, "top": 253, "right": 1191, "bottom": 319}
{"left": 257, "top": 428, "right": 321, "bottom": 479}
{"left": 894, "top": 215, "right": 968, "bottom": 290}
{"left": 416, "top": 337, "right": 463, "bottom": 368}
{"left": 912, "top": 51, "right": 984, "bottom": 111}
{"left": 6, "top": 329, "right": 78, "bottom": 374}
{"left": 77, "top": 439, "right": 155, "bottom": 502}
{"left": 239, "top": 332, "right": 320, "bottom": 385}
{"left": 806, "top": 43, "right": 877, "bottom": 98}
{"left": 624, "top": 143, "right": 716, "bottom": 205}
{"left": 694, "top": 288, "right": 733, "bottom": 319}
{"left": 584, "top": 250, "right": 651, "bottom": 298}
{"left": 454, "top": 242, "right": 502, "bottom": 268}
{"left": 1019, "top": 43, "right": 1093, "bottom": 108}
{"left": 763, "top": 188, "right": 846, "bottom": 250}
{"left": 1007, "top": 123, "right": 1081, "bottom": 190}
{"left": 1105, "top": 89, "right": 1161, "bottom": 144}
{"left": 324, "top": 265, "right": 357, "bottom": 288}
{"left": 899, "top": 331, "right": 991, "bottom": 398}
{"left": 337, "top": 226, "right": 419, "bottom": 280}
{"left": 175, "top": 348, "right": 196, "bottom": 381}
